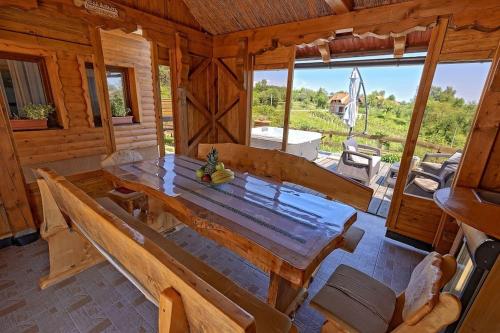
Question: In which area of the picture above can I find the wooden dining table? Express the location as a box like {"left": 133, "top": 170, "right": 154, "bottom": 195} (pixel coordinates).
{"left": 103, "top": 154, "right": 357, "bottom": 312}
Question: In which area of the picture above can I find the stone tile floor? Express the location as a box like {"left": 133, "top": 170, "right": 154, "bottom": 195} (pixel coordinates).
{"left": 0, "top": 211, "right": 425, "bottom": 332}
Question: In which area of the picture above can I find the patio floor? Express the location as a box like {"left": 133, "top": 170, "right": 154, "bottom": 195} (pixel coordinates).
{"left": 315, "top": 154, "right": 393, "bottom": 218}
{"left": 0, "top": 211, "right": 425, "bottom": 333}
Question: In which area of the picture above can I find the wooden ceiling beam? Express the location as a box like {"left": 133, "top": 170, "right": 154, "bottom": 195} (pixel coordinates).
{"left": 214, "top": 0, "right": 497, "bottom": 58}
{"left": 0, "top": 0, "right": 37, "bottom": 10}
{"left": 324, "top": 0, "right": 353, "bottom": 14}
{"left": 317, "top": 42, "right": 331, "bottom": 63}
{"left": 393, "top": 35, "right": 406, "bottom": 58}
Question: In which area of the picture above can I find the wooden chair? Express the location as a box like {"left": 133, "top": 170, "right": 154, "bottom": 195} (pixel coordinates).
{"left": 310, "top": 252, "right": 461, "bottom": 333}
{"left": 101, "top": 149, "right": 146, "bottom": 213}
{"left": 336, "top": 138, "right": 381, "bottom": 185}
{"left": 37, "top": 168, "right": 295, "bottom": 333}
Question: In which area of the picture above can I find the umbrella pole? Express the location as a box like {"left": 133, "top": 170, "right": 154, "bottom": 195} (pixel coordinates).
{"left": 355, "top": 67, "right": 369, "bottom": 134}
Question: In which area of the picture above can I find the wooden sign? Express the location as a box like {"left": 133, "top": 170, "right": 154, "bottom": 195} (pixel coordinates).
{"left": 74, "top": 0, "right": 119, "bottom": 18}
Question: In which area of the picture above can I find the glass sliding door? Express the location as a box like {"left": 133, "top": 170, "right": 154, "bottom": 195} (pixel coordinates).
{"left": 250, "top": 69, "right": 288, "bottom": 150}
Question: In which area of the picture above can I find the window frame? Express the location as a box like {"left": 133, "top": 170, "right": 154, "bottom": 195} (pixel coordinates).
{"left": 105, "top": 65, "right": 140, "bottom": 124}
{"left": 0, "top": 51, "right": 55, "bottom": 121}
{"left": 83, "top": 61, "right": 102, "bottom": 127}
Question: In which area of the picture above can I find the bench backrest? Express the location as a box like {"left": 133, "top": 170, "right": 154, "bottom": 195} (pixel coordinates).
{"left": 36, "top": 168, "right": 256, "bottom": 333}
{"left": 198, "top": 143, "right": 373, "bottom": 211}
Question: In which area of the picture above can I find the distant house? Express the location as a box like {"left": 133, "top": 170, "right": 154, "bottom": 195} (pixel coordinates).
{"left": 328, "top": 92, "right": 349, "bottom": 115}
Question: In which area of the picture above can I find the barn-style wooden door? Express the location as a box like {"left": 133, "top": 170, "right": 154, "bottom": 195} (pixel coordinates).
{"left": 170, "top": 34, "right": 252, "bottom": 157}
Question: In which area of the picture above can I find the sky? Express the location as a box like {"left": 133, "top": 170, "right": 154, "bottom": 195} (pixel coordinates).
{"left": 254, "top": 61, "right": 491, "bottom": 103}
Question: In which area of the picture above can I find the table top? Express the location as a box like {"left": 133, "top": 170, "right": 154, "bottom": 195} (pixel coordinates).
{"left": 103, "top": 154, "right": 357, "bottom": 285}
{"left": 434, "top": 187, "right": 500, "bottom": 239}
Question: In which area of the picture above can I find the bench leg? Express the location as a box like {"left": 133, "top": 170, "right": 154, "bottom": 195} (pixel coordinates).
{"left": 159, "top": 288, "right": 189, "bottom": 333}
{"left": 40, "top": 230, "right": 104, "bottom": 289}
{"left": 38, "top": 179, "right": 104, "bottom": 289}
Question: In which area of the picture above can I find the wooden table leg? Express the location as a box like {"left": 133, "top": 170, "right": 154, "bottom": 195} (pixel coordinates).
{"left": 268, "top": 272, "right": 308, "bottom": 314}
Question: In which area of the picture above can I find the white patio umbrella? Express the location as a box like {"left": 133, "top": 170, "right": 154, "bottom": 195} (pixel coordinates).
{"left": 343, "top": 67, "right": 360, "bottom": 135}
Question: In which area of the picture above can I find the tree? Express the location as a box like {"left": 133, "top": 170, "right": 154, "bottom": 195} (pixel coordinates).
{"left": 159, "top": 66, "right": 171, "bottom": 98}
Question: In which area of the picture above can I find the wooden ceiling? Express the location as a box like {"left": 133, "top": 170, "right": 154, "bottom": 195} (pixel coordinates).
{"left": 112, "top": 0, "right": 203, "bottom": 31}
{"left": 180, "top": 0, "right": 410, "bottom": 35}
{"left": 296, "top": 30, "right": 431, "bottom": 59}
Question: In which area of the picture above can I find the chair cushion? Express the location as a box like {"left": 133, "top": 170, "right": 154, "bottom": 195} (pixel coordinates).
{"left": 420, "top": 162, "right": 442, "bottom": 174}
{"left": 101, "top": 149, "right": 143, "bottom": 167}
{"left": 311, "top": 264, "right": 396, "bottom": 333}
{"left": 95, "top": 197, "right": 291, "bottom": 333}
{"left": 446, "top": 152, "right": 462, "bottom": 164}
{"left": 402, "top": 252, "right": 442, "bottom": 325}
{"left": 413, "top": 178, "right": 439, "bottom": 192}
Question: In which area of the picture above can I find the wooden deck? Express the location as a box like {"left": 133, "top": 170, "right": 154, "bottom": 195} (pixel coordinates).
{"left": 315, "top": 155, "right": 393, "bottom": 218}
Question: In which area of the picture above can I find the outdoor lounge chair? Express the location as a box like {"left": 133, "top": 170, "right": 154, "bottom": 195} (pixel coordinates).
{"left": 404, "top": 151, "right": 462, "bottom": 199}
{"left": 337, "top": 138, "right": 381, "bottom": 185}
{"left": 311, "top": 251, "right": 461, "bottom": 333}
{"left": 419, "top": 151, "right": 462, "bottom": 175}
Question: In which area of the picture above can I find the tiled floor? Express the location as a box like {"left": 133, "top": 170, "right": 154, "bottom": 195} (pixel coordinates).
{"left": 0, "top": 211, "right": 425, "bottom": 333}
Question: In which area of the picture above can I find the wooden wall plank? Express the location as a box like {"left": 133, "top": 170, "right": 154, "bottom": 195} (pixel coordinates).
{"left": 101, "top": 29, "right": 158, "bottom": 153}
{"left": 0, "top": 92, "right": 36, "bottom": 235}
{"left": 458, "top": 42, "right": 500, "bottom": 189}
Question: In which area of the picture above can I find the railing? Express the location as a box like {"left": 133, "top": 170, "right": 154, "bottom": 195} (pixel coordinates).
{"left": 319, "top": 130, "right": 457, "bottom": 153}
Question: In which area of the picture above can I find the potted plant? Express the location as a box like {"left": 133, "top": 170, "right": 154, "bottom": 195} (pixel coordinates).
{"left": 11, "top": 104, "right": 55, "bottom": 130}
{"left": 110, "top": 94, "right": 133, "bottom": 125}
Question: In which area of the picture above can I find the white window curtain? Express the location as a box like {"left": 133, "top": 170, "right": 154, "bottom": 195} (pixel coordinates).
{"left": 7, "top": 60, "right": 47, "bottom": 116}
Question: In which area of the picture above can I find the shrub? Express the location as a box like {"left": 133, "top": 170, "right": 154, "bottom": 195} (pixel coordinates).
{"left": 22, "top": 104, "right": 55, "bottom": 120}
{"left": 381, "top": 153, "right": 401, "bottom": 164}
{"left": 110, "top": 94, "right": 130, "bottom": 117}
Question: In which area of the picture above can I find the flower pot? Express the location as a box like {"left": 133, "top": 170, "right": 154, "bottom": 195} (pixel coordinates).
{"left": 253, "top": 119, "right": 271, "bottom": 127}
{"left": 10, "top": 119, "right": 48, "bottom": 130}
{"left": 112, "top": 116, "right": 133, "bottom": 125}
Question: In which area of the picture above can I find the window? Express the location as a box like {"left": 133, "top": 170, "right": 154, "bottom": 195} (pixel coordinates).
{"left": 106, "top": 66, "right": 136, "bottom": 124}
{"left": 85, "top": 63, "right": 102, "bottom": 127}
{"left": 0, "top": 52, "right": 55, "bottom": 126}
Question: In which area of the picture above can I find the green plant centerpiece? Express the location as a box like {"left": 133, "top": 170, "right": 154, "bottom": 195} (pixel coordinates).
{"left": 110, "top": 94, "right": 131, "bottom": 117}
{"left": 195, "top": 147, "right": 234, "bottom": 184}
{"left": 22, "top": 104, "right": 55, "bottom": 120}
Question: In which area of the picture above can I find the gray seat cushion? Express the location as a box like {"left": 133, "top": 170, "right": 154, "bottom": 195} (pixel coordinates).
{"left": 311, "top": 264, "right": 396, "bottom": 333}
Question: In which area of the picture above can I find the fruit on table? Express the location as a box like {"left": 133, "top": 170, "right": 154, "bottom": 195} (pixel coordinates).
{"left": 204, "top": 147, "right": 218, "bottom": 175}
{"left": 195, "top": 167, "right": 205, "bottom": 178}
{"left": 215, "top": 162, "right": 225, "bottom": 171}
{"left": 201, "top": 174, "right": 212, "bottom": 182}
{"left": 211, "top": 169, "right": 234, "bottom": 184}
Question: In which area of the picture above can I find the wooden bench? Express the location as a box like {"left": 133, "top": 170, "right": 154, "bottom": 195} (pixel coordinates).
{"left": 37, "top": 168, "right": 294, "bottom": 333}
{"left": 197, "top": 143, "right": 373, "bottom": 212}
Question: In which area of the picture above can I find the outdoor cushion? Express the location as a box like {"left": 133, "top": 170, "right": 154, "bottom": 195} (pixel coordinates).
{"left": 446, "top": 152, "right": 462, "bottom": 165}
{"left": 311, "top": 264, "right": 396, "bottom": 333}
{"left": 419, "top": 162, "right": 442, "bottom": 174}
{"left": 371, "top": 155, "right": 381, "bottom": 167}
{"left": 101, "top": 149, "right": 143, "bottom": 167}
{"left": 402, "top": 252, "right": 442, "bottom": 325}
{"left": 413, "top": 177, "right": 439, "bottom": 192}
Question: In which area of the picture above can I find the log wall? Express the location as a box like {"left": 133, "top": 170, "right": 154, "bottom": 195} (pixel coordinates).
{"left": 0, "top": 3, "right": 165, "bottom": 230}
{"left": 101, "top": 30, "right": 158, "bottom": 153}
